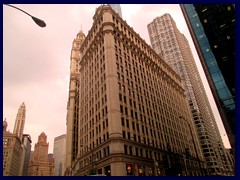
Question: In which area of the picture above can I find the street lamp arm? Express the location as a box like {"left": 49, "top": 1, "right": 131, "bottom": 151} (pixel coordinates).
{"left": 4, "top": 4, "right": 33, "bottom": 17}
{"left": 4, "top": 4, "right": 46, "bottom": 27}
{"left": 179, "top": 115, "right": 204, "bottom": 175}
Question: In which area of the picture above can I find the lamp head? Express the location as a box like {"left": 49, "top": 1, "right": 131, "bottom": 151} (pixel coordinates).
{"left": 32, "top": 16, "right": 46, "bottom": 27}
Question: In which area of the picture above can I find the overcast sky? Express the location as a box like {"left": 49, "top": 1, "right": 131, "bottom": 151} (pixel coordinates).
{"left": 3, "top": 4, "right": 230, "bottom": 153}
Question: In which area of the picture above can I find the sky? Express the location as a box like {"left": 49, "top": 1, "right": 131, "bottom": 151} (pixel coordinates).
{"left": 3, "top": 4, "right": 231, "bottom": 153}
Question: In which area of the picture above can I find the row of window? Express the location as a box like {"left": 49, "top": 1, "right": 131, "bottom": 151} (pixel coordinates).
{"left": 123, "top": 144, "right": 199, "bottom": 169}
{"left": 113, "top": 37, "right": 193, "bottom": 154}
{"left": 79, "top": 146, "right": 110, "bottom": 169}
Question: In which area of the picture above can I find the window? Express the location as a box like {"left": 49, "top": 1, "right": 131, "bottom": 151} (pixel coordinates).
{"left": 120, "top": 105, "right": 123, "bottom": 113}
{"left": 125, "top": 107, "right": 128, "bottom": 115}
{"left": 135, "top": 147, "right": 139, "bottom": 157}
{"left": 140, "top": 149, "right": 143, "bottom": 157}
{"left": 127, "top": 132, "right": 131, "bottom": 140}
{"left": 132, "top": 122, "right": 135, "bottom": 130}
{"left": 124, "top": 145, "right": 128, "bottom": 154}
{"left": 129, "top": 146, "right": 133, "bottom": 155}
{"left": 123, "top": 131, "right": 126, "bottom": 138}
{"left": 126, "top": 119, "right": 129, "bottom": 128}
{"left": 121, "top": 117, "right": 125, "bottom": 126}
{"left": 146, "top": 150, "right": 148, "bottom": 158}
{"left": 138, "top": 136, "right": 141, "bottom": 143}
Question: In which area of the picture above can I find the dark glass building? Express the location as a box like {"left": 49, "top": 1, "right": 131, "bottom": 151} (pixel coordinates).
{"left": 180, "top": 4, "right": 235, "bottom": 156}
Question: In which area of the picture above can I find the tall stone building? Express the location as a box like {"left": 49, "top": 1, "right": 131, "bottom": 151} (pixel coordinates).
{"left": 147, "top": 13, "right": 230, "bottom": 175}
{"left": 53, "top": 134, "right": 66, "bottom": 176}
{"left": 65, "top": 28, "right": 85, "bottom": 171}
{"left": 13, "top": 102, "right": 26, "bottom": 143}
{"left": 3, "top": 103, "right": 27, "bottom": 176}
{"left": 28, "top": 132, "right": 54, "bottom": 176}
{"left": 65, "top": 4, "right": 205, "bottom": 176}
{"left": 3, "top": 118, "right": 23, "bottom": 176}
{"left": 180, "top": 4, "right": 235, "bottom": 157}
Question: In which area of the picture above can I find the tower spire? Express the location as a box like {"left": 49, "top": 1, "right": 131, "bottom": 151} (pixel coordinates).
{"left": 13, "top": 102, "right": 26, "bottom": 142}
{"left": 3, "top": 118, "right": 8, "bottom": 132}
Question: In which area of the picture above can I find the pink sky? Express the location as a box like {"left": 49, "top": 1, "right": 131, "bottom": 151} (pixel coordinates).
{"left": 3, "top": 4, "right": 231, "bottom": 153}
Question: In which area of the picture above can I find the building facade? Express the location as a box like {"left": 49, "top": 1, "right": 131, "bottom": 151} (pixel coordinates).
{"left": 3, "top": 103, "right": 27, "bottom": 176}
{"left": 147, "top": 13, "right": 232, "bottom": 175}
{"left": 53, "top": 134, "right": 66, "bottom": 176}
{"left": 28, "top": 132, "right": 54, "bottom": 176}
{"left": 180, "top": 4, "right": 235, "bottom": 157}
{"left": 13, "top": 102, "right": 26, "bottom": 143}
{"left": 224, "top": 148, "right": 235, "bottom": 175}
{"left": 3, "top": 119, "right": 23, "bottom": 176}
{"left": 19, "top": 134, "right": 32, "bottom": 176}
{"left": 65, "top": 28, "right": 85, "bottom": 171}
{"left": 65, "top": 4, "right": 204, "bottom": 176}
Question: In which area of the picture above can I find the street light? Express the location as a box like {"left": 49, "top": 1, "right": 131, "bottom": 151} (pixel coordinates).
{"left": 148, "top": 167, "right": 153, "bottom": 176}
{"left": 179, "top": 115, "right": 204, "bottom": 176}
{"left": 4, "top": 4, "right": 46, "bottom": 27}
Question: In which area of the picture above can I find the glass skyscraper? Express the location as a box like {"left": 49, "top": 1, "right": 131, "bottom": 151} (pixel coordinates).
{"left": 109, "top": 4, "right": 122, "bottom": 18}
{"left": 180, "top": 4, "right": 235, "bottom": 157}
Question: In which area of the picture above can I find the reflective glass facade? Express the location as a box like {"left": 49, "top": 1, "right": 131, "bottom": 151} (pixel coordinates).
{"left": 180, "top": 4, "right": 235, "bottom": 154}
{"left": 109, "top": 4, "right": 122, "bottom": 18}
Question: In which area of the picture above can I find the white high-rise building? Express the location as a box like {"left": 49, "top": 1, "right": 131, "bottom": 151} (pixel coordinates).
{"left": 148, "top": 13, "right": 227, "bottom": 175}
{"left": 53, "top": 134, "right": 66, "bottom": 176}
{"left": 13, "top": 102, "right": 26, "bottom": 142}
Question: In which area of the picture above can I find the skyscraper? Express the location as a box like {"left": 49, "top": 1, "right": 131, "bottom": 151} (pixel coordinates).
{"left": 3, "top": 103, "right": 27, "bottom": 176}
{"left": 180, "top": 4, "right": 235, "bottom": 156}
{"left": 147, "top": 13, "right": 231, "bottom": 175}
{"left": 13, "top": 102, "right": 26, "bottom": 142}
{"left": 109, "top": 4, "right": 122, "bottom": 18}
{"left": 28, "top": 132, "right": 54, "bottom": 176}
{"left": 20, "top": 134, "right": 32, "bottom": 176}
{"left": 53, "top": 134, "right": 66, "bottom": 176}
{"left": 3, "top": 118, "right": 23, "bottom": 176}
{"left": 65, "top": 29, "right": 85, "bottom": 171}
{"left": 65, "top": 4, "right": 204, "bottom": 176}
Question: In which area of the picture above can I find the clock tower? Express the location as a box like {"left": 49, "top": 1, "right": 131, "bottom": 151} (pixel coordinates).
{"left": 28, "top": 132, "right": 54, "bottom": 175}
{"left": 65, "top": 29, "right": 85, "bottom": 170}
{"left": 33, "top": 132, "right": 49, "bottom": 162}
